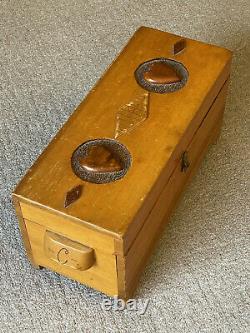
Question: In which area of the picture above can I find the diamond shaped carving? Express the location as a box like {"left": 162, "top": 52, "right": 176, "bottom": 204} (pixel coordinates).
{"left": 64, "top": 184, "right": 83, "bottom": 208}
{"left": 115, "top": 91, "right": 149, "bottom": 138}
{"left": 173, "top": 39, "right": 186, "bottom": 55}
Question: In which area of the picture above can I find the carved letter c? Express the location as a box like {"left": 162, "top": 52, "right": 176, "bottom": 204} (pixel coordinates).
{"left": 57, "top": 248, "right": 69, "bottom": 265}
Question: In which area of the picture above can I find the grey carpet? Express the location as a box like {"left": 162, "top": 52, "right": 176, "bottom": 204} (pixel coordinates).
{"left": 0, "top": 1, "right": 249, "bottom": 332}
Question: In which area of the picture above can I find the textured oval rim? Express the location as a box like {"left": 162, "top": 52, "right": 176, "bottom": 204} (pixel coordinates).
{"left": 134, "top": 58, "right": 189, "bottom": 94}
{"left": 71, "top": 138, "right": 132, "bottom": 184}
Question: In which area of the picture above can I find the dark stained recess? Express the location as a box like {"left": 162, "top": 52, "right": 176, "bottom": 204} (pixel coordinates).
{"left": 64, "top": 184, "right": 83, "bottom": 208}
{"left": 173, "top": 39, "right": 187, "bottom": 55}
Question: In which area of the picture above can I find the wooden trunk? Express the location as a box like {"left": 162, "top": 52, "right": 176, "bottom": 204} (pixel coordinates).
{"left": 12, "top": 27, "right": 232, "bottom": 299}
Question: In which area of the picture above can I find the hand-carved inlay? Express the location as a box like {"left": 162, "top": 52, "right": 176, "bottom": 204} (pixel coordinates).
{"left": 115, "top": 91, "right": 149, "bottom": 138}
{"left": 143, "top": 62, "right": 181, "bottom": 84}
{"left": 71, "top": 139, "right": 131, "bottom": 184}
{"left": 64, "top": 184, "right": 83, "bottom": 208}
{"left": 78, "top": 145, "right": 123, "bottom": 173}
{"left": 56, "top": 248, "right": 69, "bottom": 264}
{"left": 173, "top": 39, "right": 186, "bottom": 55}
{"left": 134, "top": 58, "right": 189, "bottom": 94}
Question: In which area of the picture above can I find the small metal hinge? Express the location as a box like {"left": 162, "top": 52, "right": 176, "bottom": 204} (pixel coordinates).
{"left": 181, "top": 151, "right": 190, "bottom": 172}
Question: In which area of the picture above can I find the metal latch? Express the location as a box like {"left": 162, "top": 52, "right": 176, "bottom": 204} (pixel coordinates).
{"left": 181, "top": 151, "right": 190, "bottom": 172}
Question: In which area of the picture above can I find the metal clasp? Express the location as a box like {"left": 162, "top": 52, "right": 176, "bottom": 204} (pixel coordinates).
{"left": 181, "top": 151, "right": 190, "bottom": 172}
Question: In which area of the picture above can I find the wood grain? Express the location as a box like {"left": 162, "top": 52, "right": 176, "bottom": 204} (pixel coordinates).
{"left": 12, "top": 27, "right": 232, "bottom": 298}
{"left": 44, "top": 230, "right": 95, "bottom": 271}
{"left": 12, "top": 195, "right": 39, "bottom": 268}
{"left": 19, "top": 200, "right": 116, "bottom": 254}
{"left": 25, "top": 219, "right": 118, "bottom": 296}
{"left": 121, "top": 80, "right": 229, "bottom": 299}
{"left": 13, "top": 27, "right": 232, "bottom": 242}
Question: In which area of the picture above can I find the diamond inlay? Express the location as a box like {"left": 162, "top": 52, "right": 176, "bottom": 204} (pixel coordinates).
{"left": 115, "top": 91, "right": 149, "bottom": 138}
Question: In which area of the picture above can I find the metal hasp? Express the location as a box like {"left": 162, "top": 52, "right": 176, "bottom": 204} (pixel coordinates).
{"left": 180, "top": 151, "right": 190, "bottom": 172}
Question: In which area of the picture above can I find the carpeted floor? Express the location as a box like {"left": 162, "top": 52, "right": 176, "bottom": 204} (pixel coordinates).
{"left": 0, "top": 1, "right": 249, "bottom": 332}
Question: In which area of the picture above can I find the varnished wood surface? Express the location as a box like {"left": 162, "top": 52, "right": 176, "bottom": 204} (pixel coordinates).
{"left": 79, "top": 145, "right": 123, "bottom": 173}
{"left": 44, "top": 230, "right": 95, "bottom": 271}
{"left": 143, "top": 62, "right": 181, "bottom": 84}
{"left": 25, "top": 219, "right": 118, "bottom": 296}
{"left": 19, "top": 200, "right": 116, "bottom": 254}
{"left": 121, "top": 80, "right": 229, "bottom": 299}
{"left": 13, "top": 27, "right": 232, "bottom": 245}
{"left": 12, "top": 196, "right": 39, "bottom": 268}
{"left": 122, "top": 66, "right": 231, "bottom": 253}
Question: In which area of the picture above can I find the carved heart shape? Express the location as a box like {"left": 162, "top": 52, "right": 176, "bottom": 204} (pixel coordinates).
{"left": 134, "top": 58, "right": 188, "bottom": 94}
{"left": 143, "top": 62, "right": 181, "bottom": 84}
{"left": 78, "top": 145, "right": 123, "bottom": 173}
{"left": 71, "top": 139, "right": 131, "bottom": 184}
